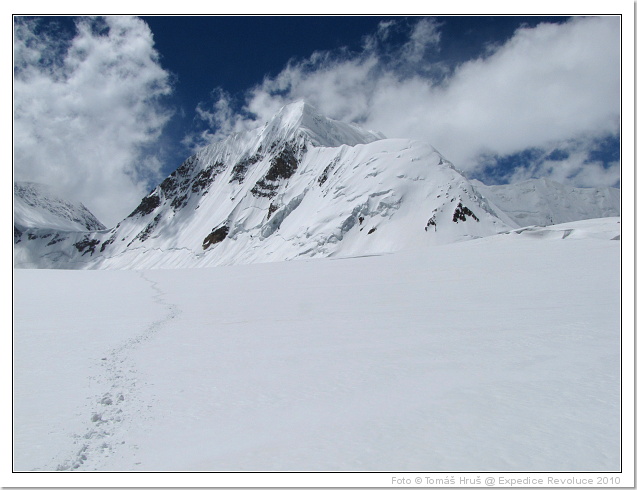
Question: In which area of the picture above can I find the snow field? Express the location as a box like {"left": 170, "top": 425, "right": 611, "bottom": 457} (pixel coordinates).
{"left": 13, "top": 270, "right": 174, "bottom": 470}
{"left": 13, "top": 218, "right": 621, "bottom": 471}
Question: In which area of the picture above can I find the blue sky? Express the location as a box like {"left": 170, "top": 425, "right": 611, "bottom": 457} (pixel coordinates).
{"left": 13, "top": 15, "right": 621, "bottom": 226}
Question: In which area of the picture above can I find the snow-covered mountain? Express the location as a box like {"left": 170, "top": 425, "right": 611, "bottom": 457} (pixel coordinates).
{"left": 14, "top": 182, "right": 105, "bottom": 234}
{"left": 473, "top": 178, "right": 620, "bottom": 227}
{"left": 13, "top": 182, "right": 107, "bottom": 268}
{"left": 13, "top": 101, "right": 620, "bottom": 270}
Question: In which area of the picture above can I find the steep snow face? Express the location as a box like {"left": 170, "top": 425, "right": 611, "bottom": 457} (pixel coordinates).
{"left": 14, "top": 182, "right": 105, "bottom": 233}
{"left": 473, "top": 178, "right": 620, "bottom": 227}
{"left": 21, "top": 142, "right": 507, "bottom": 269}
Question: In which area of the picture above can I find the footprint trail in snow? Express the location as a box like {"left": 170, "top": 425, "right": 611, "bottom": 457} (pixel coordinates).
{"left": 55, "top": 272, "right": 180, "bottom": 471}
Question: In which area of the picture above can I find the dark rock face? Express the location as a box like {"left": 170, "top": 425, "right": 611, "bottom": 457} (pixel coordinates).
{"left": 129, "top": 194, "right": 161, "bottom": 218}
{"left": 318, "top": 168, "right": 330, "bottom": 186}
{"left": 251, "top": 143, "right": 305, "bottom": 198}
{"left": 318, "top": 156, "right": 339, "bottom": 187}
{"left": 202, "top": 224, "right": 230, "bottom": 250}
{"left": 159, "top": 169, "right": 191, "bottom": 211}
{"left": 100, "top": 234, "right": 115, "bottom": 252}
{"left": 452, "top": 203, "right": 479, "bottom": 223}
{"left": 267, "top": 203, "right": 279, "bottom": 220}
{"left": 134, "top": 213, "right": 163, "bottom": 243}
{"left": 14, "top": 227, "right": 22, "bottom": 243}
{"left": 191, "top": 161, "right": 225, "bottom": 195}
{"left": 128, "top": 154, "right": 230, "bottom": 221}
{"left": 251, "top": 180, "right": 279, "bottom": 198}
{"left": 266, "top": 143, "right": 302, "bottom": 181}
{"left": 74, "top": 237, "right": 101, "bottom": 256}
{"left": 425, "top": 216, "right": 436, "bottom": 231}
{"left": 47, "top": 233, "right": 67, "bottom": 246}
{"left": 230, "top": 152, "right": 263, "bottom": 184}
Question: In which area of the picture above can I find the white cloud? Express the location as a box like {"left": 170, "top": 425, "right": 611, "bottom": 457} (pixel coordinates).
{"left": 399, "top": 17, "right": 441, "bottom": 65}
{"left": 14, "top": 16, "right": 173, "bottom": 227}
{"left": 365, "top": 16, "right": 621, "bottom": 174}
{"left": 194, "top": 16, "right": 620, "bottom": 188}
{"left": 398, "top": 16, "right": 621, "bottom": 168}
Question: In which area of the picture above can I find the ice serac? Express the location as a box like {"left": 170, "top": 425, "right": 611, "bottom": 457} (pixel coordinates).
{"left": 13, "top": 101, "right": 621, "bottom": 270}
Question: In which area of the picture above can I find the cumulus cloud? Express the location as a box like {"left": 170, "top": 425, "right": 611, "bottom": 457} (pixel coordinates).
{"left": 192, "top": 16, "right": 620, "bottom": 188}
{"left": 14, "top": 16, "right": 173, "bottom": 226}
{"left": 385, "top": 16, "right": 620, "bottom": 168}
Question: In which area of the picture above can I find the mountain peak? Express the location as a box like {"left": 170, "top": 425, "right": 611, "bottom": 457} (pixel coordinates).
{"left": 262, "top": 100, "right": 384, "bottom": 148}
{"left": 274, "top": 99, "right": 316, "bottom": 123}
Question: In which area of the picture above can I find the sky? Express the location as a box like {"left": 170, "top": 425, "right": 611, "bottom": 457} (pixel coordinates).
{"left": 13, "top": 15, "right": 622, "bottom": 227}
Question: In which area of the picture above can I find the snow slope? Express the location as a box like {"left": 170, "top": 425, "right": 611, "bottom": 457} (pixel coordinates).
{"left": 14, "top": 182, "right": 105, "bottom": 233}
{"left": 13, "top": 217, "right": 621, "bottom": 472}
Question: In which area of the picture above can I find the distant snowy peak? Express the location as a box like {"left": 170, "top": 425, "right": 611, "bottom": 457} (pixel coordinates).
{"left": 14, "top": 182, "right": 105, "bottom": 233}
{"left": 260, "top": 100, "right": 385, "bottom": 149}
{"left": 473, "top": 178, "right": 620, "bottom": 227}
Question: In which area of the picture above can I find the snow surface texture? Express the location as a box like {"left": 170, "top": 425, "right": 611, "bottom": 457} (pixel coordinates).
{"left": 13, "top": 101, "right": 619, "bottom": 270}
{"left": 13, "top": 218, "right": 620, "bottom": 471}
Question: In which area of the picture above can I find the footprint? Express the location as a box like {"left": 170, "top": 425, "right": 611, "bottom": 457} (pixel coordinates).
{"left": 54, "top": 271, "right": 181, "bottom": 471}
